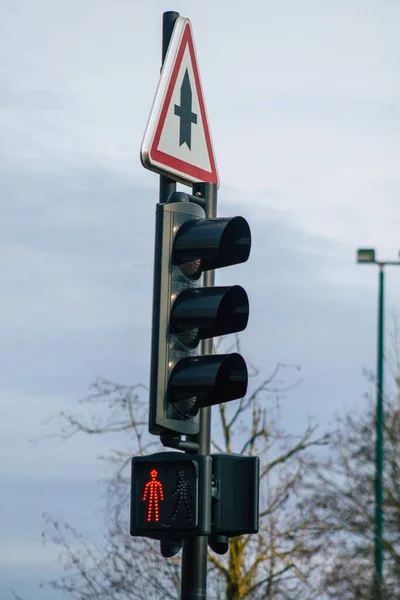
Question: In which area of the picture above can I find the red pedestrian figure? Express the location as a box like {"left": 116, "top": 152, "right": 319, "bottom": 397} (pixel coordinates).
{"left": 142, "top": 469, "right": 164, "bottom": 522}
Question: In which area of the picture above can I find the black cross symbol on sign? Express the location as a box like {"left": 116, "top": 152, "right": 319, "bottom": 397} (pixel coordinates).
{"left": 174, "top": 69, "right": 197, "bottom": 150}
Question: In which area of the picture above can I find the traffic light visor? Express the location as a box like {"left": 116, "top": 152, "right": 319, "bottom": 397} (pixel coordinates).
{"left": 168, "top": 352, "right": 248, "bottom": 412}
{"left": 173, "top": 216, "right": 251, "bottom": 276}
{"left": 170, "top": 285, "right": 249, "bottom": 344}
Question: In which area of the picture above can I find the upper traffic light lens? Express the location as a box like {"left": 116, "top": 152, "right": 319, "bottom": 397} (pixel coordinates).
{"left": 172, "top": 216, "right": 251, "bottom": 278}
{"left": 179, "top": 258, "right": 202, "bottom": 279}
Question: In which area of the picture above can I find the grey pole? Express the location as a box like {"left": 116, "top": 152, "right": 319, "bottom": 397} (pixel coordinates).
{"left": 157, "top": 12, "right": 217, "bottom": 596}
{"left": 181, "top": 182, "right": 217, "bottom": 599}
{"left": 156, "top": 12, "right": 178, "bottom": 561}
{"left": 159, "top": 11, "right": 179, "bottom": 204}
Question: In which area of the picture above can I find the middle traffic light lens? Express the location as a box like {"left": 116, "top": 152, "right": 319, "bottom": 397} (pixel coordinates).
{"left": 170, "top": 286, "right": 249, "bottom": 346}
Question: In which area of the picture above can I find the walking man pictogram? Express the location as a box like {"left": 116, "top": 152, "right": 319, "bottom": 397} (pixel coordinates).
{"left": 142, "top": 469, "right": 164, "bottom": 522}
{"left": 170, "top": 469, "right": 193, "bottom": 521}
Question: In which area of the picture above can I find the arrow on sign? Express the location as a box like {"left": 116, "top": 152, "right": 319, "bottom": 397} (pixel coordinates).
{"left": 174, "top": 70, "right": 197, "bottom": 150}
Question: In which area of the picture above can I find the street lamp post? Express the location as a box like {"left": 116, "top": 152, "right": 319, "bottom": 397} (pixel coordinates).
{"left": 356, "top": 248, "right": 400, "bottom": 599}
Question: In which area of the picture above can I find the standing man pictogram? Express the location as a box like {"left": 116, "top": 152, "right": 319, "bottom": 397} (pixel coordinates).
{"left": 170, "top": 469, "right": 193, "bottom": 521}
{"left": 142, "top": 469, "right": 164, "bottom": 522}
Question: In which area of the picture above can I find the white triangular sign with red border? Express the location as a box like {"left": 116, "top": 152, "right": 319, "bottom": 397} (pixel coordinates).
{"left": 141, "top": 17, "right": 219, "bottom": 187}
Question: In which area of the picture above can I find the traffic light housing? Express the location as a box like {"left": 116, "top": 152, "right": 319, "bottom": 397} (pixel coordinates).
{"left": 149, "top": 193, "right": 251, "bottom": 435}
{"left": 211, "top": 453, "right": 259, "bottom": 538}
{"left": 130, "top": 451, "right": 212, "bottom": 540}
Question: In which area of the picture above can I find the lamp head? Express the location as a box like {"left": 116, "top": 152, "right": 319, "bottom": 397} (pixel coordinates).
{"left": 357, "top": 248, "right": 376, "bottom": 264}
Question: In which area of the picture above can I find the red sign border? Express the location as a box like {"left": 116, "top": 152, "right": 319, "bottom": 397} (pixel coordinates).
{"left": 149, "top": 23, "right": 218, "bottom": 185}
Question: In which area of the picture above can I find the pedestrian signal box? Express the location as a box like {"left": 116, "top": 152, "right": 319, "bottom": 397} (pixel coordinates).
{"left": 130, "top": 452, "right": 212, "bottom": 540}
{"left": 211, "top": 453, "right": 259, "bottom": 537}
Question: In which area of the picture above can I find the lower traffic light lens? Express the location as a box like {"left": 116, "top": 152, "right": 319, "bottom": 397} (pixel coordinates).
{"left": 171, "top": 394, "right": 199, "bottom": 419}
{"left": 168, "top": 353, "right": 248, "bottom": 414}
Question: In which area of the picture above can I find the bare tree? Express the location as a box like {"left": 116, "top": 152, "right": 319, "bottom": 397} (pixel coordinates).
{"left": 41, "top": 344, "right": 328, "bottom": 599}
{"left": 299, "top": 316, "right": 400, "bottom": 600}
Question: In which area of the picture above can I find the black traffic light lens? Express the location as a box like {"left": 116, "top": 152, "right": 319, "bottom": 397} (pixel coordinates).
{"left": 172, "top": 216, "right": 251, "bottom": 277}
{"left": 170, "top": 286, "right": 249, "bottom": 345}
{"left": 171, "top": 395, "right": 199, "bottom": 419}
{"left": 168, "top": 353, "right": 248, "bottom": 414}
{"left": 179, "top": 258, "right": 202, "bottom": 279}
{"left": 174, "top": 327, "right": 200, "bottom": 349}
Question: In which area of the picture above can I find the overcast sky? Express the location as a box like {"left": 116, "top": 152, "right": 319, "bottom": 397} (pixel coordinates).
{"left": 1, "top": 1, "right": 400, "bottom": 597}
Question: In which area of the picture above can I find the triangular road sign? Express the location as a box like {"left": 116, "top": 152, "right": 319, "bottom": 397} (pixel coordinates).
{"left": 141, "top": 17, "right": 219, "bottom": 188}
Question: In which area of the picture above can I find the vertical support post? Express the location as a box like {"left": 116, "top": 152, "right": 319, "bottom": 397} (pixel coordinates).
{"left": 155, "top": 10, "right": 180, "bottom": 562}
{"left": 181, "top": 182, "right": 217, "bottom": 600}
{"left": 159, "top": 11, "right": 179, "bottom": 204}
{"left": 374, "top": 265, "right": 385, "bottom": 599}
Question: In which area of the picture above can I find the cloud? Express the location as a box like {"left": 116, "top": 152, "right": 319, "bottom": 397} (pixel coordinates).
{"left": 0, "top": 2, "right": 399, "bottom": 597}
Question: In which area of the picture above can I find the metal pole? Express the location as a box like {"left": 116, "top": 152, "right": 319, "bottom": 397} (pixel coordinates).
{"left": 159, "top": 11, "right": 179, "bottom": 204}
{"left": 181, "top": 182, "right": 218, "bottom": 600}
{"left": 156, "top": 12, "right": 179, "bottom": 560}
{"left": 374, "top": 265, "right": 385, "bottom": 599}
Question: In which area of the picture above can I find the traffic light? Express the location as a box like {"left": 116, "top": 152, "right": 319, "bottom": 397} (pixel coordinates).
{"left": 130, "top": 451, "right": 212, "bottom": 540}
{"left": 149, "top": 192, "right": 251, "bottom": 435}
{"left": 131, "top": 451, "right": 259, "bottom": 549}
